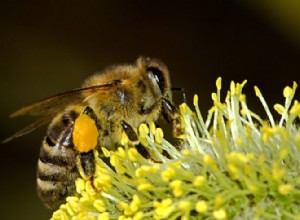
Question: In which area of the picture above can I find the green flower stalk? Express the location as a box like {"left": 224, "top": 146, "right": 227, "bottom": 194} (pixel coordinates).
{"left": 51, "top": 77, "right": 300, "bottom": 220}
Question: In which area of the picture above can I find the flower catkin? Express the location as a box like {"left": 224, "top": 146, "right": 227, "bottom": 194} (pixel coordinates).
{"left": 52, "top": 78, "right": 300, "bottom": 220}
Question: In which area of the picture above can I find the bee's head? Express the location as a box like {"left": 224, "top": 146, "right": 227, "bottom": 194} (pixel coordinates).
{"left": 137, "top": 56, "right": 172, "bottom": 99}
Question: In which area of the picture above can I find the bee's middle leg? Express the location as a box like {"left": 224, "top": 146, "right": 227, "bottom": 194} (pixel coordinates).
{"left": 120, "top": 120, "right": 151, "bottom": 159}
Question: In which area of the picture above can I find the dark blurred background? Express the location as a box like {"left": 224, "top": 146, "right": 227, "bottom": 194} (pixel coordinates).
{"left": 1, "top": 1, "right": 300, "bottom": 219}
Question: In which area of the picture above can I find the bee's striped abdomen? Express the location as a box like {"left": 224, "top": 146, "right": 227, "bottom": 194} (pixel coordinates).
{"left": 37, "top": 110, "right": 80, "bottom": 209}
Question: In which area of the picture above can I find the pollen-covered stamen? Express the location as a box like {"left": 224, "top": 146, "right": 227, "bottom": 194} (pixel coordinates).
{"left": 73, "top": 114, "right": 98, "bottom": 153}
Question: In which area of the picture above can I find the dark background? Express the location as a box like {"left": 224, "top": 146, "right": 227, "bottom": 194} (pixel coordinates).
{"left": 1, "top": 1, "right": 300, "bottom": 219}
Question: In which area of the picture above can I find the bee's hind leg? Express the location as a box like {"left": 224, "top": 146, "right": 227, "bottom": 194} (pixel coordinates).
{"left": 75, "top": 106, "right": 100, "bottom": 190}
{"left": 82, "top": 106, "right": 102, "bottom": 130}
{"left": 76, "top": 150, "right": 95, "bottom": 179}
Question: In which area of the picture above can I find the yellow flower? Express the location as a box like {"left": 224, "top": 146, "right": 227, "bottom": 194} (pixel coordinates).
{"left": 50, "top": 79, "right": 300, "bottom": 220}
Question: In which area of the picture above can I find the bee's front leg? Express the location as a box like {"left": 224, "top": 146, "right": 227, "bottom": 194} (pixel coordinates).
{"left": 140, "top": 97, "right": 184, "bottom": 146}
{"left": 161, "top": 97, "right": 184, "bottom": 144}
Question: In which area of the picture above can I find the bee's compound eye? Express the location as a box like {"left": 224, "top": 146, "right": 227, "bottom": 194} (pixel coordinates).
{"left": 146, "top": 67, "right": 165, "bottom": 94}
{"left": 73, "top": 114, "right": 98, "bottom": 153}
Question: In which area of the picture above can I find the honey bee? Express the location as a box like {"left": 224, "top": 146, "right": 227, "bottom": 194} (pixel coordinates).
{"left": 4, "top": 57, "right": 183, "bottom": 209}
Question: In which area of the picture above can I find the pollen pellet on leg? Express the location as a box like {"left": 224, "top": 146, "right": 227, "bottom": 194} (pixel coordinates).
{"left": 73, "top": 114, "right": 98, "bottom": 153}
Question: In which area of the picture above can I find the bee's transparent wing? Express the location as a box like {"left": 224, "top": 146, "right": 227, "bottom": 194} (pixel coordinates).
{"left": 2, "top": 117, "right": 52, "bottom": 143}
{"left": 10, "top": 82, "right": 120, "bottom": 118}
{"left": 4, "top": 80, "right": 121, "bottom": 143}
